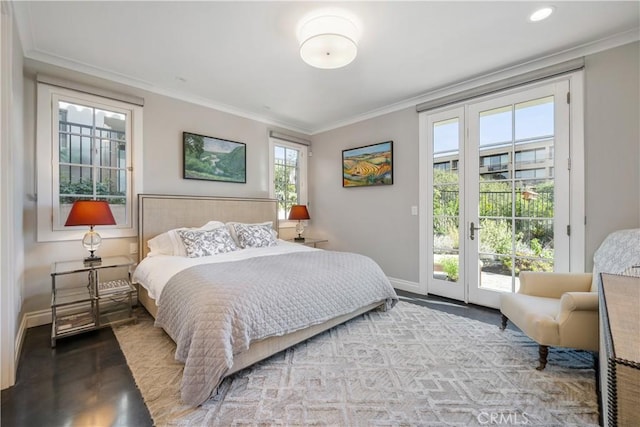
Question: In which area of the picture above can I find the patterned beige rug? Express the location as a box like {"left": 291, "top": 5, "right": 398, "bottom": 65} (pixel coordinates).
{"left": 113, "top": 301, "right": 598, "bottom": 426}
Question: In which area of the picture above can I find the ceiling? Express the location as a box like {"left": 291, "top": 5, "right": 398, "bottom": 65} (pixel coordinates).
{"left": 12, "top": 1, "right": 640, "bottom": 134}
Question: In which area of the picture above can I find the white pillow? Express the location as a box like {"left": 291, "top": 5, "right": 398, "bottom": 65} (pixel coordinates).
{"left": 147, "top": 227, "right": 184, "bottom": 256}
{"left": 146, "top": 220, "right": 225, "bottom": 256}
{"left": 232, "top": 223, "right": 278, "bottom": 248}
{"left": 177, "top": 227, "right": 238, "bottom": 258}
{"left": 226, "top": 221, "right": 276, "bottom": 246}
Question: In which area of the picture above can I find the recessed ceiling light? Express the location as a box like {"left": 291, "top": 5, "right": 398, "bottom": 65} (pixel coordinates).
{"left": 529, "top": 6, "right": 554, "bottom": 22}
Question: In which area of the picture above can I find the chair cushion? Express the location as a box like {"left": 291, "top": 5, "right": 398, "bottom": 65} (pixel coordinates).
{"left": 500, "top": 293, "right": 560, "bottom": 346}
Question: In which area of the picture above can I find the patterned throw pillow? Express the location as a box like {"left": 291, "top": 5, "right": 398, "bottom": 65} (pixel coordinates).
{"left": 234, "top": 223, "right": 277, "bottom": 248}
{"left": 177, "top": 228, "right": 238, "bottom": 258}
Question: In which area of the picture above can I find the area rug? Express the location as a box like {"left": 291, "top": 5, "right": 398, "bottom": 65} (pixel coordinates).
{"left": 113, "top": 301, "right": 598, "bottom": 426}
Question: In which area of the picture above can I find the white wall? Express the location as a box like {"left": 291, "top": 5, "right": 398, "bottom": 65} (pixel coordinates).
{"left": 310, "top": 41, "right": 640, "bottom": 284}
{"left": 584, "top": 42, "right": 640, "bottom": 269}
{"left": 309, "top": 108, "right": 420, "bottom": 282}
{"left": 141, "top": 92, "right": 272, "bottom": 197}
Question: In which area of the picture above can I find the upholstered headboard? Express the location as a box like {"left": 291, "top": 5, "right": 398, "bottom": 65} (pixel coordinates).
{"left": 137, "top": 194, "right": 279, "bottom": 260}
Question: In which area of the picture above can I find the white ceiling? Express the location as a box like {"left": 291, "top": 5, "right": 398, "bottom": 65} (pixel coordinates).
{"left": 12, "top": 1, "right": 640, "bottom": 134}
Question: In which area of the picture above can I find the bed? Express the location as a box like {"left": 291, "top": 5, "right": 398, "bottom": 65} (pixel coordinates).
{"left": 132, "top": 194, "right": 398, "bottom": 406}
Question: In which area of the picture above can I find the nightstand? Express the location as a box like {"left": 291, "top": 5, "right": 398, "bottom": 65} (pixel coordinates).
{"left": 50, "top": 255, "right": 136, "bottom": 347}
{"left": 286, "top": 238, "right": 328, "bottom": 248}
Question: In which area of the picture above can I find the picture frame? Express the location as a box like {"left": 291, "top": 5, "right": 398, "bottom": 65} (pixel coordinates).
{"left": 183, "top": 132, "right": 246, "bottom": 183}
{"left": 342, "top": 141, "right": 393, "bottom": 187}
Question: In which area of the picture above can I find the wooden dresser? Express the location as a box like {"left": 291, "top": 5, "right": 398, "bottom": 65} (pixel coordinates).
{"left": 599, "top": 273, "right": 640, "bottom": 427}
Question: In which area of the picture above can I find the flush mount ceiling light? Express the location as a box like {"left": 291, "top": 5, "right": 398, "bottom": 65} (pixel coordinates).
{"left": 297, "top": 9, "right": 361, "bottom": 69}
{"left": 529, "top": 6, "right": 555, "bottom": 22}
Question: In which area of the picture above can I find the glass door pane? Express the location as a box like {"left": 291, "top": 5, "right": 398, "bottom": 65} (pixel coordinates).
{"left": 477, "top": 103, "right": 517, "bottom": 293}
{"left": 433, "top": 118, "right": 460, "bottom": 283}
{"left": 476, "top": 96, "right": 556, "bottom": 294}
{"left": 468, "top": 83, "right": 569, "bottom": 308}
{"left": 424, "top": 106, "right": 465, "bottom": 301}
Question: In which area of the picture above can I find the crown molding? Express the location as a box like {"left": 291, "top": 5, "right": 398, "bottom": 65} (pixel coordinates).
{"left": 310, "top": 27, "right": 640, "bottom": 135}
{"left": 24, "top": 49, "right": 313, "bottom": 135}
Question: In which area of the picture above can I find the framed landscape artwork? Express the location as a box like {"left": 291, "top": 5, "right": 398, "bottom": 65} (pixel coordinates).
{"left": 183, "top": 132, "right": 246, "bottom": 183}
{"left": 342, "top": 141, "right": 393, "bottom": 187}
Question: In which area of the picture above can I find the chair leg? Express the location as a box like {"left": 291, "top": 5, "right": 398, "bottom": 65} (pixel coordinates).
{"left": 536, "top": 345, "right": 549, "bottom": 370}
{"left": 499, "top": 314, "right": 508, "bottom": 331}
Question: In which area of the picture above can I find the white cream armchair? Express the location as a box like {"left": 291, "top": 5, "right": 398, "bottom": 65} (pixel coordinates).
{"left": 499, "top": 271, "right": 597, "bottom": 370}
{"left": 500, "top": 228, "right": 640, "bottom": 370}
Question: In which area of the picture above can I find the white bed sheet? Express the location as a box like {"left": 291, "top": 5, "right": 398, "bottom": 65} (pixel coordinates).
{"left": 132, "top": 239, "right": 317, "bottom": 304}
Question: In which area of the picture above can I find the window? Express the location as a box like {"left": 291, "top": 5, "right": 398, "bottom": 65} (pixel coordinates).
{"left": 268, "top": 138, "right": 308, "bottom": 223}
{"left": 480, "top": 153, "right": 509, "bottom": 171}
{"left": 37, "top": 83, "right": 143, "bottom": 242}
{"left": 514, "top": 168, "right": 546, "bottom": 180}
{"left": 515, "top": 147, "right": 546, "bottom": 165}
{"left": 433, "top": 161, "right": 451, "bottom": 172}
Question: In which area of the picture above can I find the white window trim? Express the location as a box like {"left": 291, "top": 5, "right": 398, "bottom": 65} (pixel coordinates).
{"left": 36, "top": 83, "right": 143, "bottom": 242}
{"left": 268, "top": 137, "right": 308, "bottom": 228}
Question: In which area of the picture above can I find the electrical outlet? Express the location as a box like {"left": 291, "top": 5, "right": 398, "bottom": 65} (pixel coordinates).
{"left": 129, "top": 243, "right": 138, "bottom": 254}
{"left": 411, "top": 206, "right": 418, "bottom": 216}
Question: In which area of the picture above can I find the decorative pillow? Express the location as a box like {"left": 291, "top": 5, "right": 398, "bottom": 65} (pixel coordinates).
{"left": 226, "top": 221, "right": 277, "bottom": 246}
{"left": 177, "top": 227, "right": 238, "bottom": 258}
{"left": 147, "top": 221, "right": 226, "bottom": 257}
{"left": 233, "top": 223, "right": 277, "bottom": 248}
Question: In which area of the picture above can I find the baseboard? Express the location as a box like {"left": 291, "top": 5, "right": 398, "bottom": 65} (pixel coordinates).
{"left": 25, "top": 308, "right": 52, "bottom": 329}
{"left": 14, "top": 313, "right": 28, "bottom": 368}
{"left": 388, "top": 276, "right": 424, "bottom": 295}
{"left": 14, "top": 308, "right": 48, "bottom": 370}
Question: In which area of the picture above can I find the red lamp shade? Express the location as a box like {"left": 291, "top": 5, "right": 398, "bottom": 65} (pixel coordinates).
{"left": 288, "top": 205, "right": 310, "bottom": 221}
{"left": 65, "top": 200, "right": 116, "bottom": 227}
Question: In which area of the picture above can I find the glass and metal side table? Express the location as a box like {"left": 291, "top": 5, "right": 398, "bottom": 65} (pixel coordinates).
{"left": 50, "top": 255, "right": 136, "bottom": 347}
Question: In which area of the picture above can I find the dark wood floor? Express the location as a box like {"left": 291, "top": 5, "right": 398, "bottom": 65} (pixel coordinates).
{"left": 1, "top": 291, "right": 507, "bottom": 426}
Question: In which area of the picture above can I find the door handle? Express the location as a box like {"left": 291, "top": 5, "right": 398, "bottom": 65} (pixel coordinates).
{"left": 470, "top": 222, "right": 482, "bottom": 240}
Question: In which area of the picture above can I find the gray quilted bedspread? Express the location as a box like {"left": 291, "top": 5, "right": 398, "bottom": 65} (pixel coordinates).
{"left": 154, "top": 250, "right": 398, "bottom": 406}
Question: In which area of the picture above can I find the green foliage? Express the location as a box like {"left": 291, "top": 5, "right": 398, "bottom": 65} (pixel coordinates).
{"left": 184, "top": 145, "right": 245, "bottom": 182}
{"left": 59, "top": 180, "right": 125, "bottom": 204}
{"left": 274, "top": 164, "right": 298, "bottom": 215}
{"left": 184, "top": 133, "right": 204, "bottom": 159}
{"left": 433, "top": 168, "right": 458, "bottom": 185}
{"left": 479, "top": 220, "right": 514, "bottom": 255}
{"left": 440, "top": 257, "right": 459, "bottom": 282}
{"left": 448, "top": 226, "right": 459, "bottom": 249}
{"left": 433, "top": 169, "right": 556, "bottom": 275}
{"left": 432, "top": 169, "right": 459, "bottom": 235}
{"left": 503, "top": 238, "right": 554, "bottom": 274}
{"left": 216, "top": 146, "right": 246, "bottom": 181}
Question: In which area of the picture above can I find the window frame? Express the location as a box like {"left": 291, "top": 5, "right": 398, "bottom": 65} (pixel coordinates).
{"left": 36, "top": 83, "right": 143, "bottom": 242}
{"left": 268, "top": 137, "right": 308, "bottom": 228}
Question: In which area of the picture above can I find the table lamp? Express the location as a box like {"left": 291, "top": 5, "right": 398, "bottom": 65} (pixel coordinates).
{"left": 65, "top": 200, "right": 116, "bottom": 264}
{"left": 288, "top": 205, "right": 310, "bottom": 241}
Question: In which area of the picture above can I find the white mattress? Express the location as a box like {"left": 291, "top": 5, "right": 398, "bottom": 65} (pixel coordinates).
{"left": 132, "top": 239, "right": 317, "bottom": 304}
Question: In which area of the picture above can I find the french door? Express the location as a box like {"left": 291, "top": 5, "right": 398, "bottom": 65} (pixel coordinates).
{"left": 420, "top": 78, "right": 579, "bottom": 308}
